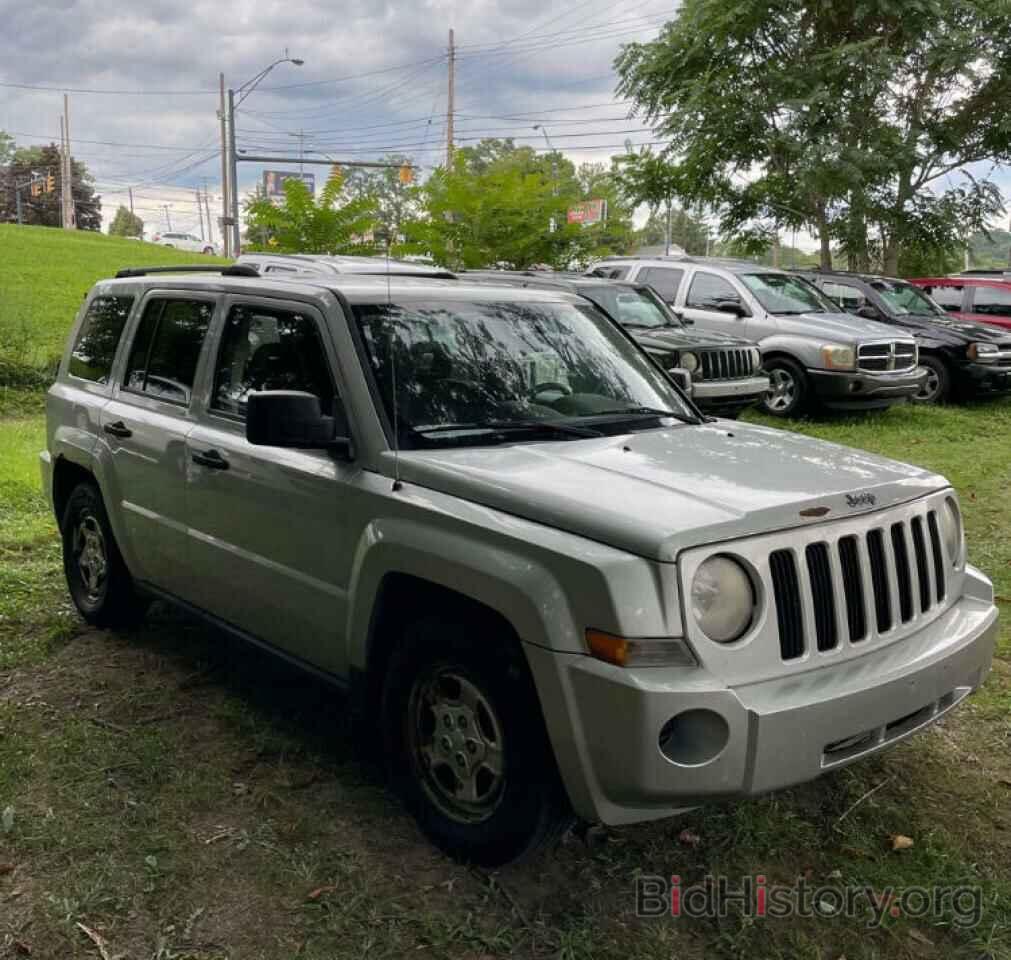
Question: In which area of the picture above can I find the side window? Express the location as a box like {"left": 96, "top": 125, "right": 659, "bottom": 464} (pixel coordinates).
{"left": 211, "top": 303, "right": 335, "bottom": 418}
{"left": 970, "top": 285, "right": 1011, "bottom": 317}
{"left": 124, "top": 299, "right": 213, "bottom": 405}
{"left": 926, "top": 285, "right": 964, "bottom": 312}
{"left": 686, "top": 272, "right": 742, "bottom": 308}
{"left": 68, "top": 295, "right": 135, "bottom": 383}
{"left": 821, "top": 281, "right": 867, "bottom": 313}
{"left": 639, "top": 267, "right": 684, "bottom": 301}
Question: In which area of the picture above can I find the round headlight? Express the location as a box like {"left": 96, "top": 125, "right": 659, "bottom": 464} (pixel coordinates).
{"left": 940, "top": 497, "right": 962, "bottom": 566}
{"left": 680, "top": 351, "right": 699, "bottom": 373}
{"left": 691, "top": 555, "right": 755, "bottom": 643}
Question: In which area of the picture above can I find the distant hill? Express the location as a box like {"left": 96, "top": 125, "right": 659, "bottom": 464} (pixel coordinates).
{"left": 0, "top": 225, "right": 228, "bottom": 385}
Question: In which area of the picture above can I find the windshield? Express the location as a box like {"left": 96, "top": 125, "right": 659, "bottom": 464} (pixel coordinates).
{"left": 578, "top": 285, "right": 677, "bottom": 329}
{"left": 869, "top": 279, "right": 944, "bottom": 317}
{"left": 353, "top": 298, "right": 695, "bottom": 448}
{"left": 741, "top": 273, "right": 835, "bottom": 314}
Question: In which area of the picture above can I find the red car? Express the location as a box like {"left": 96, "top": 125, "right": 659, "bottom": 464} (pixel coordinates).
{"left": 909, "top": 273, "right": 1011, "bottom": 332}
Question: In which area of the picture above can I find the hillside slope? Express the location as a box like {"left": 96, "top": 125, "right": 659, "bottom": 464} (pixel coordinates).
{"left": 0, "top": 225, "right": 229, "bottom": 377}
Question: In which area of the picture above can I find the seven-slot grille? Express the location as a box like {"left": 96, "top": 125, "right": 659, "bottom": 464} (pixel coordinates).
{"left": 769, "top": 508, "right": 947, "bottom": 661}
{"left": 698, "top": 347, "right": 759, "bottom": 381}
{"left": 857, "top": 341, "right": 918, "bottom": 372}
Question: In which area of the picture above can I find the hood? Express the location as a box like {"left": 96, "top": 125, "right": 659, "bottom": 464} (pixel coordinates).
{"left": 915, "top": 315, "right": 1011, "bottom": 344}
{"left": 776, "top": 311, "right": 911, "bottom": 343}
{"left": 633, "top": 326, "right": 756, "bottom": 352}
{"left": 395, "top": 421, "right": 946, "bottom": 561}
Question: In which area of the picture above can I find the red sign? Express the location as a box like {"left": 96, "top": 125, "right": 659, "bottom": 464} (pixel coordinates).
{"left": 567, "top": 199, "right": 607, "bottom": 225}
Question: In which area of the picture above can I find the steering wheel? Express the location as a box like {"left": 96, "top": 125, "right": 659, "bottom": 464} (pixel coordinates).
{"left": 532, "top": 381, "right": 572, "bottom": 401}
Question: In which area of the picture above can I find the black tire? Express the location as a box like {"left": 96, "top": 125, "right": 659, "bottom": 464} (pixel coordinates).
{"left": 911, "top": 354, "right": 950, "bottom": 404}
{"left": 202, "top": 246, "right": 214, "bottom": 255}
{"left": 381, "top": 615, "right": 567, "bottom": 866}
{"left": 761, "top": 356, "right": 809, "bottom": 417}
{"left": 61, "top": 482, "right": 147, "bottom": 628}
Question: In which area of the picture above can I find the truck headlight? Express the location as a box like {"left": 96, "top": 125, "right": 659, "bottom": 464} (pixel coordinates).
{"left": 679, "top": 351, "right": 699, "bottom": 373}
{"left": 968, "top": 342, "right": 999, "bottom": 362}
{"left": 821, "top": 344, "right": 856, "bottom": 370}
{"left": 940, "top": 497, "right": 963, "bottom": 566}
{"left": 691, "top": 555, "right": 756, "bottom": 643}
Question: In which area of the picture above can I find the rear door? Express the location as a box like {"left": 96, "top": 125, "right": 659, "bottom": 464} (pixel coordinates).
{"left": 183, "top": 296, "right": 353, "bottom": 673}
{"left": 635, "top": 266, "right": 685, "bottom": 305}
{"left": 965, "top": 284, "right": 1011, "bottom": 331}
{"left": 100, "top": 294, "right": 216, "bottom": 595}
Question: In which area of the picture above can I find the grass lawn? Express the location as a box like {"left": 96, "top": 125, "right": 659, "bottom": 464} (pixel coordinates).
{"left": 1, "top": 399, "right": 1009, "bottom": 960}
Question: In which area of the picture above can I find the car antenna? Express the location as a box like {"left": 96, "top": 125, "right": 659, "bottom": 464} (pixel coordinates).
{"left": 381, "top": 229, "right": 403, "bottom": 492}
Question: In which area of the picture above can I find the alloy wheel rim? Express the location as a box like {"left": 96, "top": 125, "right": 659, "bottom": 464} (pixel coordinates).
{"left": 916, "top": 368, "right": 941, "bottom": 401}
{"left": 766, "top": 368, "right": 797, "bottom": 411}
{"left": 73, "top": 512, "right": 108, "bottom": 603}
{"left": 407, "top": 666, "right": 506, "bottom": 824}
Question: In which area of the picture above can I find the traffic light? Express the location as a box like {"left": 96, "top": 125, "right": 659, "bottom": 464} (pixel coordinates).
{"left": 30, "top": 180, "right": 41, "bottom": 197}
{"left": 46, "top": 174, "right": 56, "bottom": 193}
{"left": 398, "top": 164, "right": 414, "bottom": 185}
{"left": 328, "top": 163, "right": 342, "bottom": 183}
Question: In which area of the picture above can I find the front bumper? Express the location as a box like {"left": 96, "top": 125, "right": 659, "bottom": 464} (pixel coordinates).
{"left": 808, "top": 366, "right": 927, "bottom": 409}
{"left": 691, "top": 374, "right": 770, "bottom": 411}
{"left": 955, "top": 361, "right": 1011, "bottom": 395}
{"left": 528, "top": 566, "right": 997, "bottom": 826}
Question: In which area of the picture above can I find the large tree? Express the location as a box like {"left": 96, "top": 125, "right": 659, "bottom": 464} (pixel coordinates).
{"left": 341, "top": 153, "right": 420, "bottom": 241}
{"left": 0, "top": 143, "right": 101, "bottom": 230}
{"left": 616, "top": 0, "right": 1011, "bottom": 273}
{"left": 243, "top": 173, "right": 378, "bottom": 254}
{"left": 108, "top": 205, "right": 144, "bottom": 238}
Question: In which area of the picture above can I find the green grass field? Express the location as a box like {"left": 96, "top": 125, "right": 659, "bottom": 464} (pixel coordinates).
{"left": 0, "top": 228, "right": 1009, "bottom": 959}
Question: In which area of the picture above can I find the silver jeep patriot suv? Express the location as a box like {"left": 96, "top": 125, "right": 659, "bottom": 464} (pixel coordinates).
{"left": 43, "top": 264, "right": 998, "bottom": 865}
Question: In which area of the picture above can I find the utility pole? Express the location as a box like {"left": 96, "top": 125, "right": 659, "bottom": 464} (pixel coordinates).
{"left": 196, "top": 189, "right": 205, "bottom": 240}
{"left": 202, "top": 180, "right": 214, "bottom": 245}
{"left": 162, "top": 205, "right": 173, "bottom": 231}
{"left": 446, "top": 28, "right": 455, "bottom": 168}
{"left": 128, "top": 186, "right": 134, "bottom": 215}
{"left": 228, "top": 87, "right": 240, "bottom": 255}
{"left": 218, "top": 73, "right": 231, "bottom": 257}
{"left": 63, "top": 94, "right": 74, "bottom": 229}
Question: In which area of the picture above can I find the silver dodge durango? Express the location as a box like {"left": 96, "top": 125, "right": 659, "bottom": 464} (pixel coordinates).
{"left": 42, "top": 265, "right": 998, "bottom": 865}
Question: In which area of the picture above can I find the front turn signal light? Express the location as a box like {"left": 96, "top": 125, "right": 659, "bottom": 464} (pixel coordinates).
{"left": 586, "top": 629, "right": 697, "bottom": 668}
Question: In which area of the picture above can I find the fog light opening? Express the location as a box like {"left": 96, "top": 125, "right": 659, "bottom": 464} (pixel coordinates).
{"left": 658, "top": 709, "right": 730, "bottom": 766}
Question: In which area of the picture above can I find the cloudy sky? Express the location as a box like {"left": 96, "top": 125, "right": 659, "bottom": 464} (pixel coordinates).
{"left": 1, "top": 0, "right": 676, "bottom": 240}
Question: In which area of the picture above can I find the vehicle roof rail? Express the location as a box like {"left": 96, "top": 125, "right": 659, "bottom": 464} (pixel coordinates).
{"left": 114, "top": 265, "right": 260, "bottom": 279}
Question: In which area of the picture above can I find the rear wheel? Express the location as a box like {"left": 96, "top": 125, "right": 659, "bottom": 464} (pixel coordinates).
{"left": 381, "top": 615, "right": 566, "bottom": 865}
{"left": 61, "top": 482, "right": 147, "bottom": 628}
{"left": 761, "top": 357, "right": 809, "bottom": 417}
{"left": 912, "top": 355, "right": 950, "bottom": 404}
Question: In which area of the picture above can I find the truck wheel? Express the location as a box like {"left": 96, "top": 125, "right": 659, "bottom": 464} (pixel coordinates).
{"left": 381, "top": 615, "right": 566, "bottom": 866}
{"left": 761, "top": 357, "right": 808, "bottom": 417}
{"left": 61, "top": 482, "right": 147, "bottom": 628}
{"left": 912, "top": 355, "right": 949, "bottom": 404}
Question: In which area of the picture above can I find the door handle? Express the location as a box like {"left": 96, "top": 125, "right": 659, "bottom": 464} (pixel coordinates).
{"left": 103, "top": 420, "right": 132, "bottom": 439}
{"left": 191, "top": 449, "right": 229, "bottom": 470}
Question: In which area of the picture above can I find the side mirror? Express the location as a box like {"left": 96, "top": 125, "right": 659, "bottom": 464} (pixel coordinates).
{"left": 856, "top": 305, "right": 881, "bottom": 320}
{"left": 714, "top": 299, "right": 748, "bottom": 318}
{"left": 246, "top": 391, "right": 354, "bottom": 457}
{"left": 668, "top": 367, "right": 694, "bottom": 397}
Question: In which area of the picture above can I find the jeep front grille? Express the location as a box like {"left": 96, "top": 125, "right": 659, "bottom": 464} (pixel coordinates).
{"left": 698, "top": 347, "right": 758, "bottom": 381}
{"left": 769, "top": 509, "right": 948, "bottom": 661}
{"left": 857, "top": 341, "right": 918, "bottom": 372}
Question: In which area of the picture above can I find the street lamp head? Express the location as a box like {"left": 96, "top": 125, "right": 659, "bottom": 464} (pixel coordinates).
{"left": 532, "top": 124, "right": 541, "bottom": 131}
{"left": 291, "top": 58, "right": 305, "bottom": 66}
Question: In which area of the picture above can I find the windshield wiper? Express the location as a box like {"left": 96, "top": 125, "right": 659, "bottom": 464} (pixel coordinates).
{"left": 592, "top": 405, "right": 697, "bottom": 424}
{"left": 415, "top": 419, "right": 603, "bottom": 439}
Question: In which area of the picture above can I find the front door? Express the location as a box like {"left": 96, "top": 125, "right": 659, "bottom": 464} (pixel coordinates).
{"left": 678, "top": 269, "right": 752, "bottom": 337}
{"left": 100, "top": 295, "right": 215, "bottom": 595}
{"left": 184, "top": 298, "right": 353, "bottom": 675}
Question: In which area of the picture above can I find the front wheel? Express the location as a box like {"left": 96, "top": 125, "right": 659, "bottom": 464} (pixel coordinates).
{"left": 381, "top": 616, "right": 566, "bottom": 865}
{"left": 761, "top": 357, "right": 809, "bottom": 417}
{"left": 202, "top": 246, "right": 214, "bottom": 255}
{"left": 61, "top": 482, "right": 147, "bottom": 628}
{"left": 912, "top": 355, "right": 950, "bottom": 404}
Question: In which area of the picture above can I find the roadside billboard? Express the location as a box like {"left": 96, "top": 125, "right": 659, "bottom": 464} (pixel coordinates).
{"left": 567, "top": 199, "right": 607, "bottom": 225}
{"left": 262, "top": 170, "right": 316, "bottom": 201}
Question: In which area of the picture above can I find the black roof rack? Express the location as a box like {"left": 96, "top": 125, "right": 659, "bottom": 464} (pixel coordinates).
{"left": 114, "top": 265, "right": 260, "bottom": 279}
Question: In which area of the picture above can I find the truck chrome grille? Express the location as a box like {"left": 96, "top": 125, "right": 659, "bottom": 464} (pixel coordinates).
{"left": 698, "top": 348, "right": 758, "bottom": 381}
{"left": 857, "top": 341, "right": 918, "bottom": 372}
{"left": 768, "top": 508, "right": 948, "bottom": 662}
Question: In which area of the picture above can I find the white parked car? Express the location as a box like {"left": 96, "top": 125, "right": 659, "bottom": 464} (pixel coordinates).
{"left": 151, "top": 231, "right": 217, "bottom": 255}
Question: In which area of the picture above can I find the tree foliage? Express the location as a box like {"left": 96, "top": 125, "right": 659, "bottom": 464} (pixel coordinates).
{"left": 108, "top": 205, "right": 143, "bottom": 238}
{"left": 616, "top": 0, "right": 1011, "bottom": 273}
{"left": 243, "top": 174, "right": 379, "bottom": 254}
{"left": 341, "top": 153, "right": 420, "bottom": 240}
{"left": 0, "top": 142, "right": 101, "bottom": 230}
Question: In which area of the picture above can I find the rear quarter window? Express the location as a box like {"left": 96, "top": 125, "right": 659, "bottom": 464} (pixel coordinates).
{"left": 68, "top": 295, "right": 135, "bottom": 383}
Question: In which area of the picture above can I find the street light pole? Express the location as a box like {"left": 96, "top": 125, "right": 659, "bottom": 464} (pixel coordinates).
{"left": 227, "top": 54, "right": 304, "bottom": 255}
